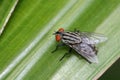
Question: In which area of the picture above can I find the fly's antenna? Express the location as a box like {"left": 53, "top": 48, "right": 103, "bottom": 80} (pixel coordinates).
{"left": 53, "top": 31, "right": 56, "bottom": 35}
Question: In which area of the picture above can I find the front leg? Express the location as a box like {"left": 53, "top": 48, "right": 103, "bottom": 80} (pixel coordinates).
{"left": 52, "top": 43, "right": 65, "bottom": 53}
{"left": 59, "top": 48, "right": 72, "bottom": 61}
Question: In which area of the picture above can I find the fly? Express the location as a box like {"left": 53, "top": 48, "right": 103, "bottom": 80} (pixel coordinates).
{"left": 52, "top": 28, "right": 107, "bottom": 63}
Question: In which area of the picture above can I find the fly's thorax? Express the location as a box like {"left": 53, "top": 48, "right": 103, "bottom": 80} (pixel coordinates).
{"left": 61, "top": 32, "right": 81, "bottom": 44}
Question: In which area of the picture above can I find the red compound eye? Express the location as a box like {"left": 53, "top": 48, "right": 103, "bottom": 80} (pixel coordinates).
{"left": 56, "top": 34, "right": 61, "bottom": 42}
{"left": 58, "top": 28, "right": 64, "bottom": 32}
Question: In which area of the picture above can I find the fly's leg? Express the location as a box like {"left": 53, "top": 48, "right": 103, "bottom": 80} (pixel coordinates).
{"left": 59, "top": 48, "right": 72, "bottom": 61}
{"left": 74, "top": 28, "right": 80, "bottom": 33}
{"left": 52, "top": 43, "right": 65, "bottom": 53}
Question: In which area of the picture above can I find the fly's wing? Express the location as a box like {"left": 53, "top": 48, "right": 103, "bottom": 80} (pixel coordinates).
{"left": 72, "top": 43, "right": 98, "bottom": 63}
{"left": 80, "top": 32, "right": 108, "bottom": 44}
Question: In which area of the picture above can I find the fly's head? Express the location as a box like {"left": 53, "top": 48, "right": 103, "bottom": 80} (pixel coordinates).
{"left": 54, "top": 28, "right": 64, "bottom": 42}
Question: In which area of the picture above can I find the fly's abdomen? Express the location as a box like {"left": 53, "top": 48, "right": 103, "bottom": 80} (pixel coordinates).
{"left": 62, "top": 32, "right": 81, "bottom": 44}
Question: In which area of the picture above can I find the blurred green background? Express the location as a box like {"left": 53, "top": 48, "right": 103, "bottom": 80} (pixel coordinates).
{"left": 99, "top": 58, "right": 120, "bottom": 80}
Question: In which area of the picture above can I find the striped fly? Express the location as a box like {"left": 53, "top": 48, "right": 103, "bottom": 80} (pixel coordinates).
{"left": 52, "top": 28, "right": 107, "bottom": 63}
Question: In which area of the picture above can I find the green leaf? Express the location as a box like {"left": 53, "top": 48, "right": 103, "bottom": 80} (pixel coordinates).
{"left": 0, "top": 0, "right": 18, "bottom": 35}
{"left": 0, "top": 0, "right": 120, "bottom": 80}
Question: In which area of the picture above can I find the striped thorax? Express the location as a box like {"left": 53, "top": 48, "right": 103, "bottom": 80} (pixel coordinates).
{"left": 55, "top": 28, "right": 81, "bottom": 45}
{"left": 61, "top": 32, "right": 81, "bottom": 44}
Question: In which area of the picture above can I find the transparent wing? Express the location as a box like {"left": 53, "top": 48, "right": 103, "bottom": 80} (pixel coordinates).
{"left": 80, "top": 32, "right": 108, "bottom": 44}
{"left": 71, "top": 43, "right": 98, "bottom": 63}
